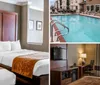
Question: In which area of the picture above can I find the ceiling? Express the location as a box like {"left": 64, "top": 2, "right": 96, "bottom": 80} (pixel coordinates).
{"left": 0, "top": 0, "right": 44, "bottom": 10}
{"left": 0, "top": 0, "right": 28, "bottom": 5}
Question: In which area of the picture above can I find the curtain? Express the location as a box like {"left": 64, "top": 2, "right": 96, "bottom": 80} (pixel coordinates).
{"left": 96, "top": 44, "right": 100, "bottom": 76}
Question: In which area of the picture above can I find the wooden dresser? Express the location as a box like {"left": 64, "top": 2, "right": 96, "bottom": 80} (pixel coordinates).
{"left": 51, "top": 66, "right": 78, "bottom": 85}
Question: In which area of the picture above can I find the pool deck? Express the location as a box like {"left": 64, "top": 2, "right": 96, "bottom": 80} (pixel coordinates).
{"left": 51, "top": 13, "right": 72, "bottom": 16}
{"left": 80, "top": 13, "right": 100, "bottom": 19}
{"left": 51, "top": 13, "right": 100, "bottom": 19}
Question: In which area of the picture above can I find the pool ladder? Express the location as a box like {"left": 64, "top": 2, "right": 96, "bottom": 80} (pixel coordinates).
{"left": 50, "top": 20, "right": 69, "bottom": 42}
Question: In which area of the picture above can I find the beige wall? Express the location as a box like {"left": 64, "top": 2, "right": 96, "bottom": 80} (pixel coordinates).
{"left": 87, "top": 0, "right": 100, "bottom": 5}
{"left": 67, "top": 44, "right": 85, "bottom": 66}
{"left": 67, "top": 44, "right": 96, "bottom": 66}
{"left": 85, "top": 44, "right": 96, "bottom": 65}
{"left": 21, "top": 0, "right": 49, "bottom": 52}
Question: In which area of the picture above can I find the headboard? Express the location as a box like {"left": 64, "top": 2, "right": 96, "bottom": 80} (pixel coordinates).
{"left": 0, "top": 10, "right": 18, "bottom": 41}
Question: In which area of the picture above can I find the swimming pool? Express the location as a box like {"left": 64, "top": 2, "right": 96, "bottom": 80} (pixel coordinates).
{"left": 52, "top": 15, "right": 100, "bottom": 42}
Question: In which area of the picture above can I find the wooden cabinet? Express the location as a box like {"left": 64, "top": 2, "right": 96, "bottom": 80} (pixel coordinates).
{"left": 78, "top": 65, "right": 87, "bottom": 78}
{"left": 0, "top": 10, "right": 18, "bottom": 41}
{"left": 51, "top": 67, "right": 78, "bottom": 85}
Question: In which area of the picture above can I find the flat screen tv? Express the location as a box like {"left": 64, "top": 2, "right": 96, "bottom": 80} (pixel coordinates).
{"left": 51, "top": 47, "right": 65, "bottom": 60}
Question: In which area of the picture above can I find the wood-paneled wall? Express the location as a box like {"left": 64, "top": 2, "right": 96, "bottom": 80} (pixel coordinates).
{"left": 0, "top": 10, "right": 18, "bottom": 41}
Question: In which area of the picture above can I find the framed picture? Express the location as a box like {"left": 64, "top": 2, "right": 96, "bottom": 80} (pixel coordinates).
{"left": 29, "top": 20, "right": 34, "bottom": 30}
{"left": 36, "top": 21, "right": 42, "bottom": 31}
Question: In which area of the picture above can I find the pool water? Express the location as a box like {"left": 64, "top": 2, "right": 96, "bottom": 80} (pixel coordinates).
{"left": 52, "top": 15, "right": 100, "bottom": 42}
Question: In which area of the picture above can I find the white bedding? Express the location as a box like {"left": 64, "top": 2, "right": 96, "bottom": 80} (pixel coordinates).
{"left": 0, "top": 69, "right": 16, "bottom": 85}
{"left": 0, "top": 49, "right": 49, "bottom": 76}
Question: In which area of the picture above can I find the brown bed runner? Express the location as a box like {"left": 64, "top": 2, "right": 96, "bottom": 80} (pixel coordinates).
{"left": 69, "top": 76, "right": 100, "bottom": 85}
{"left": 12, "top": 54, "right": 47, "bottom": 79}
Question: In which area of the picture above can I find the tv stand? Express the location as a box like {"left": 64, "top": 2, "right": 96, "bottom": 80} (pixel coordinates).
{"left": 51, "top": 66, "right": 78, "bottom": 85}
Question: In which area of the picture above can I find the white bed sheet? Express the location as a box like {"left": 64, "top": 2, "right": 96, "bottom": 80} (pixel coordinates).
{"left": 0, "top": 49, "right": 49, "bottom": 76}
{"left": 0, "top": 69, "right": 16, "bottom": 85}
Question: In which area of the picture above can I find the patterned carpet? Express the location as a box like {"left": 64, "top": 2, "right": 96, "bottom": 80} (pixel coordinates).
{"left": 69, "top": 76, "right": 100, "bottom": 85}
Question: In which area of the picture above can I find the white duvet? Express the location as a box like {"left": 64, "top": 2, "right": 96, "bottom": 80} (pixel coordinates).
{"left": 0, "top": 49, "right": 49, "bottom": 76}
{"left": 0, "top": 69, "right": 16, "bottom": 85}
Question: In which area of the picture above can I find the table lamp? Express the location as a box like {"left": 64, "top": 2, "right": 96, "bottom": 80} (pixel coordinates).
{"left": 81, "top": 53, "right": 87, "bottom": 66}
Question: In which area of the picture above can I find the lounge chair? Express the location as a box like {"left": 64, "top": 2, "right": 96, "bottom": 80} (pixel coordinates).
{"left": 89, "top": 10, "right": 94, "bottom": 14}
{"left": 84, "top": 10, "right": 90, "bottom": 14}
{"left": 87, "top": 10, "right": 91, "bottom": 15}
{"left": 89, "top": 10, "right": 96, "bottom": 15}
{"left": 83, "top": 10, "right": 88, "bottom": 14}
{"left": 95, "top": 13, "right": 100, "bottom": 16}
{"left": 94, "top": 10, "right": 100, "bottom": 16}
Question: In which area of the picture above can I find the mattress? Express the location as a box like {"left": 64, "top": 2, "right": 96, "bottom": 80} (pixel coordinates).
{"left": 69, "top": 76, "right": 100, "bottom": 85}
{"left": 0, "top": 69, "right": 16, "bottom": 85}
{"left": 0, "top": 49, "right": 49, "bottom": 76}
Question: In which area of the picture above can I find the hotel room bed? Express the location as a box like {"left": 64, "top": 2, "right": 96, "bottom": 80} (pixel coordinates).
{"left": 69, "top": 76, "right": 100, "bottom": 85}
{"left": 0, "top": 9, "right": 48, "bottom": 85}
{"left": 0, "top": 40, "right": 49, "bottom": 85}
{"left": 0, "top": 68, "right": 16, "bottom": 85}
{"left": 0, "top": 49, "right": 49, "bottom": 76}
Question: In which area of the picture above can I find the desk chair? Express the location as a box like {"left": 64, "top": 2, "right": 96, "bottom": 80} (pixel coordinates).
{"left": 84, "top": 60, "right": 95, "bottom": 76}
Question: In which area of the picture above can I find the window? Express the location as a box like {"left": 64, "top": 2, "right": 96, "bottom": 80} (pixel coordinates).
{"left": 91, "top": 5, "right": 94, "bottom": 11}
{"left": 87, "top": 6, "right": 89, "bottom": 11}
{"left": 76, "top": 6, "right": 78, "bottom": 10}
{"left": 96, "top": 5, "right": 99, "bottom": 12}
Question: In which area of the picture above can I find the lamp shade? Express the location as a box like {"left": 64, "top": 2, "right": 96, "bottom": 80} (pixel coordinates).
{"left": 81, "top": 53, "right": 87, "bottom": 58}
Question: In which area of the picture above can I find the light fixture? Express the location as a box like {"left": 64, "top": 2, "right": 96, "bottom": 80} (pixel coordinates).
{"left": 81, "top": 53, "right": 87, "bottom": 58}
{"left": 80, "top": 53, "right": 87, "bottom": 65}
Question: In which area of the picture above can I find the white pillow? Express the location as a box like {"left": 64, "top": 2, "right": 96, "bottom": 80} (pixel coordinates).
{"left": 11, "top": 40, "right": 21, "bottom": 50}
{"left": 0, "top": 41, "right": 11, "bottom": 51}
